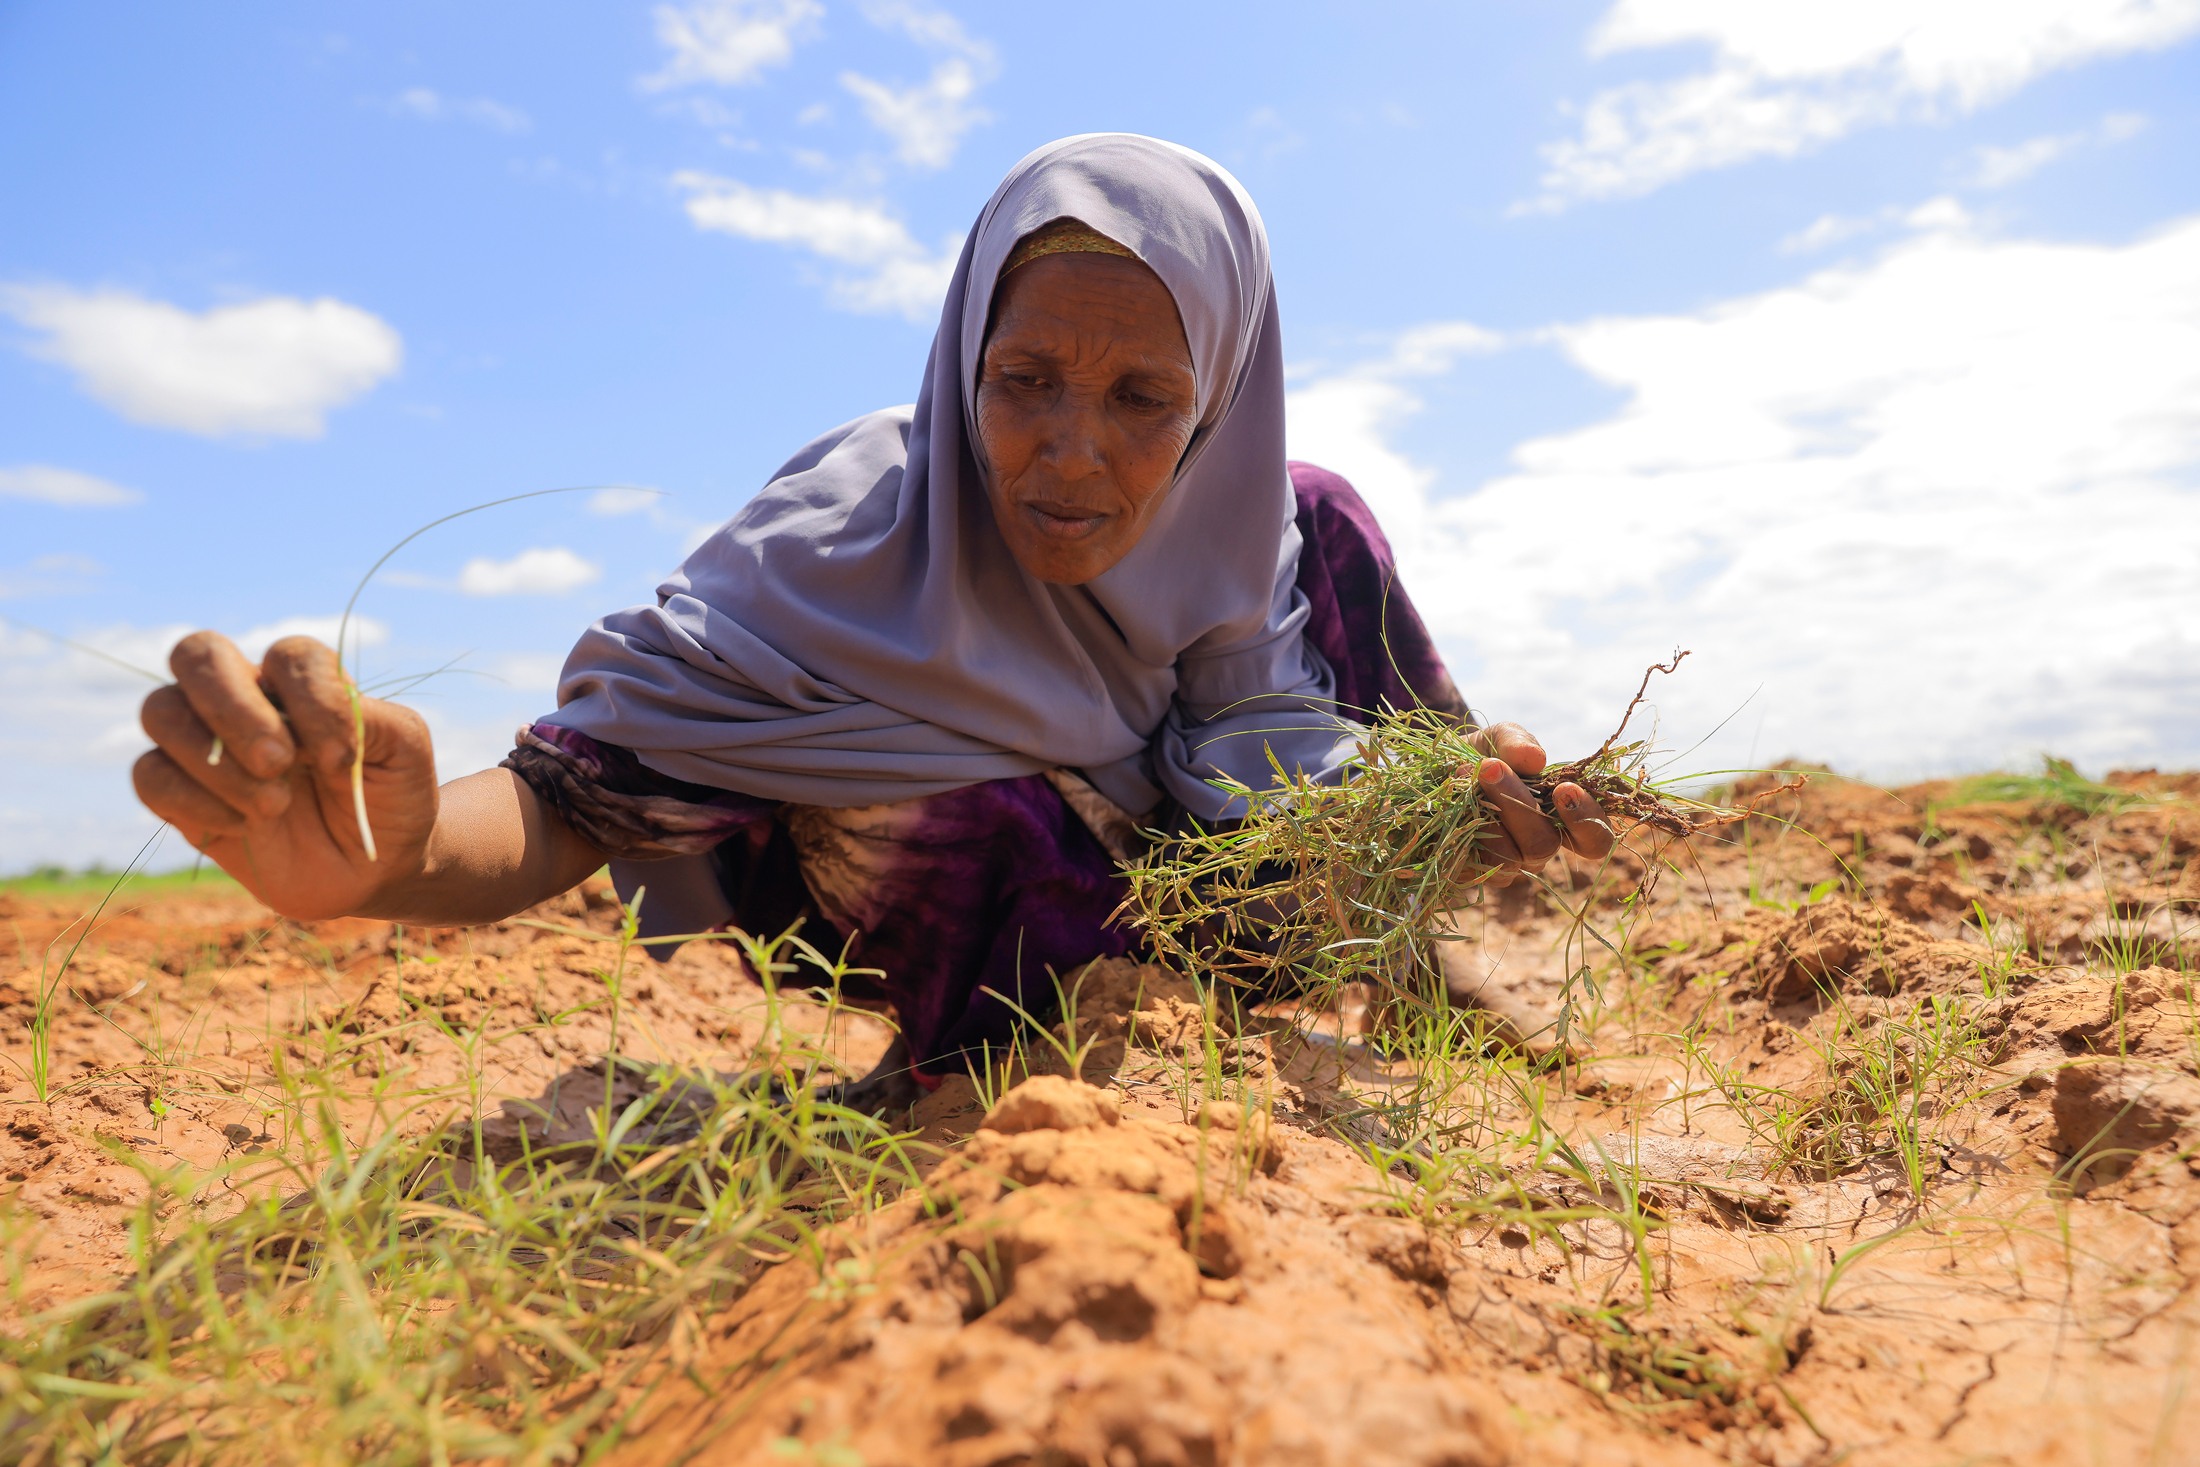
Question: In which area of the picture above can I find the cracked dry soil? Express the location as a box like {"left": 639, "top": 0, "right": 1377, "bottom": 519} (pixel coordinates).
{"left": 4, "top": 768, "right": 2199, "bottom": 1466}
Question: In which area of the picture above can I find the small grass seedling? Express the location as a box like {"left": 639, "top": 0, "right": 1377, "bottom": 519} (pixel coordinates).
{"left": 9, "top": 833, "right": 166, "bottom": 1105}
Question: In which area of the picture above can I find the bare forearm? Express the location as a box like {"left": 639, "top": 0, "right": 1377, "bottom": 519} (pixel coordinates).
{"left": 355, "top": 768, "right": 607, "bottom": 926}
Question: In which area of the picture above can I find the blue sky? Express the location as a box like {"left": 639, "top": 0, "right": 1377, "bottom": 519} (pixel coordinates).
{"left": 4, "top": 0, "right": 2198, "bottom": 871}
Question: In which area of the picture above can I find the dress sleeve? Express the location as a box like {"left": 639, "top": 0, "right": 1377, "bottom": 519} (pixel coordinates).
{"left": 1152, "top": 568, "right": 1363, "bottom": 822}
{"left": 500, "top": 722, "right": 775, "bottom": 861}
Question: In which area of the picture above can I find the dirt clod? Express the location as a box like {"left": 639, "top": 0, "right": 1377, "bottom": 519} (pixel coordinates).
{"left": 2053, "top": 1060, "right": 2200, "bottom": 1180}
{"left": 599, "top": 1075, "right": 1520, "bottom": 1467}
{"left": 980, "top": 1074, "right": 1123, "bottom": 1134}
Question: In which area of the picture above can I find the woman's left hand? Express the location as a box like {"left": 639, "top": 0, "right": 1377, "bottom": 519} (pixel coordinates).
{"left": 1464, "top": 722, "right": 1615, "bottom": 887}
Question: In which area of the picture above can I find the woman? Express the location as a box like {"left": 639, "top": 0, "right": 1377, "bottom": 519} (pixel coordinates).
{"left": 131, "top": 134, "right": 1612, "bottom": 1105}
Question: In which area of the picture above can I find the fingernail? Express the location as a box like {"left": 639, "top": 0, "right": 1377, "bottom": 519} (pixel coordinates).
{"left": 255, "top": 782, "right": 292, "bottom": 817}
{"left": 250, "top": 736, "right": 288, "bottom": 771}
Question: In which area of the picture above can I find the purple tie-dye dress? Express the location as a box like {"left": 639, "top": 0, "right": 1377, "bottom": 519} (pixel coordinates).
{"left": 504, "top": 464, "right": 1465, "bottom": 1077}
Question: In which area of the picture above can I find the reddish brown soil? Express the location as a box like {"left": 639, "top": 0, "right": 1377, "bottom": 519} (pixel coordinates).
{"left": 6, "top": 769, "right": 2198, "bottom": 1466}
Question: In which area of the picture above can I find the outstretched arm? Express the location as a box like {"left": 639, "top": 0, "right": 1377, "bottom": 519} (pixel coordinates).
{"left": 353, "top": 763, "right": 608, "bottom": 925}
{"left": 132, "top": 631, "right": 605, "bottom": 925}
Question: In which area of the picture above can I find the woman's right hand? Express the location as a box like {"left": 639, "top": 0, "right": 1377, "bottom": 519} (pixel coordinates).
{"left": 1462, "top": 722, "right": 1615, "bottom": 887}
{"left": 132, "top": 632, "right": 441, "bottom": 920}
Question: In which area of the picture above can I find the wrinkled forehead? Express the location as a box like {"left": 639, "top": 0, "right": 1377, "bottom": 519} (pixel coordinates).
{"left": 961, "top": 135, "right": 1268, "bottom": 426}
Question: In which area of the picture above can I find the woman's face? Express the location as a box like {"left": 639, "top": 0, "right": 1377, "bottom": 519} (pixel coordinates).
{"left": 974, "top": 252, "right": 1199, "bottom": 585}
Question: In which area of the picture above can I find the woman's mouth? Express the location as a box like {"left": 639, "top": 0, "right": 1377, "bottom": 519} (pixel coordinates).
{"left": 1022, "top": 502, "right": 1111, "bottom": 540}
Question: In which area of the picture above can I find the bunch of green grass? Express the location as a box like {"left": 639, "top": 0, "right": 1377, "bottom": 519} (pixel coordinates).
{"left": 1122, "top": 693, "right": 1735, "bottom": 1020}
{"left": 1589, "top": 1318, "right": 1753, "bottom": 1410}
{"left": 1337, "top": 1004, "right": 1688, "bottom": 1313}
{"left": 0, "top": 911, "right": 925, "bottom": 1466}
{"left": 1695, "top": 991, "right": 1997, "bottom": 1200}
{"left": 1942, "top": 755, "right": 2140, "bottom": 818}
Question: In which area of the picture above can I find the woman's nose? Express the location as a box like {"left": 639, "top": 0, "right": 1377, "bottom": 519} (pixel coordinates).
{"left": 1039, "top": 401, "right": 1107, "bottom": 478}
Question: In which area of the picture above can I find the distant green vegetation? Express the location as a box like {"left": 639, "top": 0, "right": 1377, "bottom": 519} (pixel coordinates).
{"left": 0, "top": 863, "right": 240, "bottom": 900}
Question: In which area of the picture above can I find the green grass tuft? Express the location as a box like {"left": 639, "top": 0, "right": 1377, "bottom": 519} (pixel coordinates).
{"left": 1942, "top": 755, "right": 2139, "bottom": 818}
{"left": 0, "top": 904, "right": 925, "bottom": 1464}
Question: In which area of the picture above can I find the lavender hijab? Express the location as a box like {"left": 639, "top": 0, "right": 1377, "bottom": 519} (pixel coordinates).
{"left": 544, "top": 134, "right": 1356, "bottom": 822}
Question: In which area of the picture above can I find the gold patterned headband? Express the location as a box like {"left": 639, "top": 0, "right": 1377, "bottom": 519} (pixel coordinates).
{"left": 1002, "top": 218, "right": 1138, "bottom": 276}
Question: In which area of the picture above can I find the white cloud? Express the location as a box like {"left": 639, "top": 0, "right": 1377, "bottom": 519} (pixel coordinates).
{"left": 1966, "top": 110, "right": 2148, "bottom": 187}
{"left": 1781, "top": 196, "right": 1973, "bottom": 254}
{"left": 644, "top": 0, "right": 821, "bottom": 90}
{"left": 1970, "top": 133, "right": 2083, "bottom": 189}
{"left": 236, "top": 614, "right": 389, "bottom": 661}
{"left": 674, "top": 170, "right": 960, "bottom": 319}
{"left": 0, "top": 618, "right": 186, "bottom": 871}
{"left": 1289, "top": 210, "right": 2200, "bottom": 778}
{"left": 1283, "top": 323, "right": 1506, "bottom": 553}
{"left": 2096, "top": 109, "right": 2150, "bottom": 142}
{"left": 827, "top": 251, "right": 963, "bottom": 317}
{"left": 0, "top": 554, "right": 105, "bottom": 600}
{"left": 0, "top": 464, "right": 142, "bottom": 507}
{"left": 1, "top": 286, "right": 402, "bottom": 439}
{"left": 586, "top": 485, "right": 665, "bottom": 515}
{"left": 676, "top": 172, "right": 912, "bottom": 260}
{"left": 1237, "top": 105, "right": 1306, "bottom": 163}
{"left": 387, "top": 87, "right": 532, "bottom": 134}
{"left": 486, "top": 651, "right": 570, "bottom": 697}
{"left": 859, "top": 0, "right": 985, "bottom": 55}
{"left": 455, "top": 547, "right": 603, "bottom": 597}
{"left": 1780, "top": 212, "right": 1883, "bottom": 255}
{"left": 578, "top": 483, "right": 722, "bottom": 546}
{"left": 840, "top": 58, "right": 988, "bottom": 169}
{"left": 1527, "top": 1, "right": 2200, "bottom": 208}
{"left": 838, "top": 2, "right": 997, "bottom": 169}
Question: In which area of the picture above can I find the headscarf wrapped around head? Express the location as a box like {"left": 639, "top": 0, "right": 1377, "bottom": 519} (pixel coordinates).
{"left": 542, "top": 133, "right": 1356, "bottom": 821}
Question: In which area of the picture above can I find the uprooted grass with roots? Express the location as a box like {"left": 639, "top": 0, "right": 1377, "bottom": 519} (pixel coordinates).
{"left": 1123, "top": 655, "right": 1745, "bottom": 1046}
{"left": 3, "top": 751, "right": 2198, "bottom": 1466}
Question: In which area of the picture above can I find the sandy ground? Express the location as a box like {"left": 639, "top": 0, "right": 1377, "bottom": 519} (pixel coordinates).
{"left": 4, "top": 769, "right": 2198, "bottom": 1466}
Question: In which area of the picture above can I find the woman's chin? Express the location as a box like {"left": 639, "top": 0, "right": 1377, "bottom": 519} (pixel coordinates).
{"left": 1012, "top": 535, "right": 1126, "bottom": 585}
{"left": 1006, "top": 512, "right": 1123, "bottom": 582}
